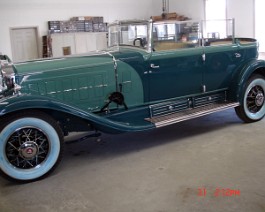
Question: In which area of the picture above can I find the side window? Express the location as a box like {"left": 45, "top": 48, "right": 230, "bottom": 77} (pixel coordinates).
{"left": 153, "top": 21, "right": 201, "bottom": 51}
{"left": 202, "top": 19, "right": 234, "bottom": 46}
{"left": 108, "top": 23, "right": 149, "bottom": 50}
{"left": 204, "top": 0, "right": 234, "bottom": 46}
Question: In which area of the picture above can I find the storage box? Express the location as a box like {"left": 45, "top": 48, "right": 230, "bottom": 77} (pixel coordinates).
{"left": 71, "top": 16, "right": 85, "bottom": 21}
{"left": 75, "top": 20, "right": 85, "bottom": 32}
{"left": 84, "top": 21, "right": 93, "bottom": 32}
{"left": 60, "top": 21, "right": 77, "bottom": 33}
{"left": 99, "top": 23, "right": 107, "bottom": 32}
{"left": 93, "top": 23, "right": 99, "bottom": 32}
{"left": 84, "top": 16, "right": 94, "bottom": 21}
{"left": 92, "top": 16, "right": 104, "bottom": 24}
{"left": 48, "top": 21, "right": 61, "bottom": 33}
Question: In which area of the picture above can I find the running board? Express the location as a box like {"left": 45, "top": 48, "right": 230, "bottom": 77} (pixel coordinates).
{"left": 145, "top": 102, "right": 239, "bottom": 128}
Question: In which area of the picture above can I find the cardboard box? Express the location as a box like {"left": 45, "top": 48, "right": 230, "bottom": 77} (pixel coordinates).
{"left": 84, "top": 16, "right": 94, "bottom": 21}
{"left": 165, "top": 12, "right": 177, "bottom": 19}
{"left": 151, "top": 16, "right": 163, "bottom": 21}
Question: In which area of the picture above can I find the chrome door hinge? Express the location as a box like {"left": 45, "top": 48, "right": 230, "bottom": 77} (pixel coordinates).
{"left": 202, "top": 53, "right": 206, "bottom": 62}
{"left": 202, "top": 85, "right": 206, "bottom": 93}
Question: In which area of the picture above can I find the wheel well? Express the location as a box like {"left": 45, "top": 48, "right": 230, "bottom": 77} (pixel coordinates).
{"left": 250, "top": 67, "right": 265, "bottom": 79}
{"left": 0, "top": 109, "right": 94, "bottom": 136}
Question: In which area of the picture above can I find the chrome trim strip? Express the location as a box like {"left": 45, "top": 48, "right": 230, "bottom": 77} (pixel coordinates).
{"left": 150, "top": 102, "right": 239, "bottom": 128}
{"left": 106, "top": 51, "right": 119, "bottom": 91}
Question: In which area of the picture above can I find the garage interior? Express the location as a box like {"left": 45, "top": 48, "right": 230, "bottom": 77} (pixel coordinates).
{"left": 1, "top": 0, "right": 265, "bottom": 211}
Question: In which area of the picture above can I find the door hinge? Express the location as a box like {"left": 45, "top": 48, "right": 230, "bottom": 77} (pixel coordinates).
{"left": 202, "top": 53, "right": 206, "bottom": 62}
{"left": 202, "top": 85, "right": 206, "bottom": 93}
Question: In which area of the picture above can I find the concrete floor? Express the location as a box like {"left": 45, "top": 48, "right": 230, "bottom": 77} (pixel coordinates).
{"left": 0, "top": 109, "right": 265, "bottom": 212}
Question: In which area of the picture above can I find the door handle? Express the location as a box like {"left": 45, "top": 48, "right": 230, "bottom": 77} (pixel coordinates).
{"left": 235, "top": 53, "right": 241, "bottom": 58}
{"left": 150, "top": 64, "right": 160, "bottom": 69}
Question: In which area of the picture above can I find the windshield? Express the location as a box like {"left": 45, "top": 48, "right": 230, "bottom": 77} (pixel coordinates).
{"left": 108, "top": 20, "right": 151, "bottom": 51}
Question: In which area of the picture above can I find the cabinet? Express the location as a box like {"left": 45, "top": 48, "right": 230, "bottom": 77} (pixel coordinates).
{"left": 50, "top": 32, "right": 107, "bottom": 57}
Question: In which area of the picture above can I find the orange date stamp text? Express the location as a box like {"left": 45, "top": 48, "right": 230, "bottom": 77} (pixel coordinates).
{"left": 198, "top": 187, "right": 240, "bottom": 197}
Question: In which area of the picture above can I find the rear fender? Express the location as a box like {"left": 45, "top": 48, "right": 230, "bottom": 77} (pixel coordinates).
{"left": 229, "top": 59, "right": 265, "bottom": 103}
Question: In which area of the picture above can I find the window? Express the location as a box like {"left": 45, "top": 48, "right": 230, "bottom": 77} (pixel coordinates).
{"left": 205, "top": 0, "right": 226, "bottom": 20}
{"left": 108, "top": 22, "right": 149, "bottom": 50}
{"left": 153, "top": 21, "right": 200, "bottom": 51}
{"left": 204, "top": 0, "right": 228, "bottom": 39}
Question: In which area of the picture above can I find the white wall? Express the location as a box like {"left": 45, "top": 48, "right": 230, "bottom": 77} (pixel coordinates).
{"left": 0, "top": 0, "right": 154, "bottom": 59}
{"left": 255, "top": 0, "right": 265, "bottom": 52}
{"left": 227, "top": 0, "right": 255, "bottom": 38}
{"left": 0, "top": 0, "right": 256, "bottom": 59}
{"left": 160, "top": 0, "right": 255, "bottom": 38}
{"left": 167, "top": 0, "right": 205, "bottom": 20}
{"left": 152, "top": 0, "right": 204, "bottom": 20}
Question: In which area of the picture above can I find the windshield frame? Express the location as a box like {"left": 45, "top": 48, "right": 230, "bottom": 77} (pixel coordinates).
{"left": 108, "top": 20, "right": 152, "bottom": 52}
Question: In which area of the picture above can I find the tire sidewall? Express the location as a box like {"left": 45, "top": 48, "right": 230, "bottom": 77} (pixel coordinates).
{"left": 0, "top": 117, "right": 61, "bottom": 181}
{"left": 243, "top": 77, "right": 265, "bottom": 121}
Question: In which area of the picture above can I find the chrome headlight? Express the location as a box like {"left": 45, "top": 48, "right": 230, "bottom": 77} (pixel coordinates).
{"left": 0, "top": 59, "right": 20, "bottom": 96}
{"left": 0, "top": 70, "right": 3, "bottom": 92}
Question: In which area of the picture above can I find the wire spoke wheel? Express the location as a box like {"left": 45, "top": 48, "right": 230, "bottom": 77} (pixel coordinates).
{"left": 6, "top": 127, "right": 50, "bottom": 169}
{"left": 0, "top": 111, "right": 64, "bottom": 182}
{"left": 246, "top": 85, "right": 264, "bottom": 113}
{"left": 235, "top": 74, "right": 265, "bottom": 122}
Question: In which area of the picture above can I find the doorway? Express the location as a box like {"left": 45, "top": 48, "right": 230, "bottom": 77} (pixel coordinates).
{"left": 10, "top": 27, "right": 39, "bottom": 62}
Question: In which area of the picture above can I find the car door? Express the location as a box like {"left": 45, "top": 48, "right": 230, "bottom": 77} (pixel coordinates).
{"left": 148, "top": 46, "right": 204, "bottom": 102}
{"left": 148, "top": 21, "right": 205, "bottom": 102}
{"left": 203, "top": 40, "right": 242, "bottom": 92}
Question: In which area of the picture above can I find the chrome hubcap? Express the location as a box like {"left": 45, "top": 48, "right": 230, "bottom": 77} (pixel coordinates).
{"left": 5, "top": 128, "right": 50, "bottom": 169}
{"left": 19, "top": 141, "right": 39, "bottom": 159}
{"left": 255, "top": 92, "right": 264, "bottom": 107}
{"left": 247, "top": 85, "right": 265, "bottom": 113}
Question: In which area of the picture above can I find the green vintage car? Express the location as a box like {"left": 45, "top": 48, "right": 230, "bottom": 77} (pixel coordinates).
{"left": 0, "top": 19, "right": 265, "bottom": 182}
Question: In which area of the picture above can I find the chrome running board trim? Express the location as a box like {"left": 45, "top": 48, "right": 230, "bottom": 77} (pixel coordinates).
{"left": 145, "top": 102, "right": 239, "bottom": 128}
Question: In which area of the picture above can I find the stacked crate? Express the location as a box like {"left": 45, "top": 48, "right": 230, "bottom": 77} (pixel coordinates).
{"left": 84, "top": 20, "right": 93, "bottom": 32}
{"left": 48, "top": 21, "right": 61, "bottom": 33}
{"left": 48, "top": 16, "right": 107, "bottom": 33}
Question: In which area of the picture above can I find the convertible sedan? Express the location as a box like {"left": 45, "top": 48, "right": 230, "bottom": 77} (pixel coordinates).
{"left": 0, "top": 18, "right": 265, "bottom": 182}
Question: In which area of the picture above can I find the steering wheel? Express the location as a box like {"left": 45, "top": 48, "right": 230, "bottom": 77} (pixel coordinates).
{"left": 133, "top": 38, "right": 145, "bottom": 47}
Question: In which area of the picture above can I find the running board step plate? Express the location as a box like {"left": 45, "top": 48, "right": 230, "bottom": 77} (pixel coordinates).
{"left": 145, "top": 102, "right": 239, "bottom": 128}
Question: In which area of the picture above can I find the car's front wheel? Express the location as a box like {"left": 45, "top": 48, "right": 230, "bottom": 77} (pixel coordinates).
{"left": 235, "top": 74, "right": 265, "bottom": 122}
{"left": 0, "top": 111, "right": 64, "bottom": 182}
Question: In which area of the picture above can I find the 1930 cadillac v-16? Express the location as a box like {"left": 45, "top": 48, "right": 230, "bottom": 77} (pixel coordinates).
{"left": 1, "top": 19, "right": 265, "bottom": 182}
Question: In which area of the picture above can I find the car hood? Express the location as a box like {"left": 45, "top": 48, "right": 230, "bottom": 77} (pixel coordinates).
{"left": 13, "top": 51, "right": 114, "bottom": 75}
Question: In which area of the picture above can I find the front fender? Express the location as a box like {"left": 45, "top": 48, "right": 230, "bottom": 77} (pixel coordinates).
{"left": 229, "top": 59, "right": 265, "bottom": 102}
{"left": 0, "top": 94, "right": 154, "bottom": 133}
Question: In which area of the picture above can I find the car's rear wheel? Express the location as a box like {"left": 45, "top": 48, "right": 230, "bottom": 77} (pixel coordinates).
{"left": 235, "top": 74, "right": 265, "bottom": 122}
{"left": 0, "top": 111, "right": 64, "bottom": 182}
